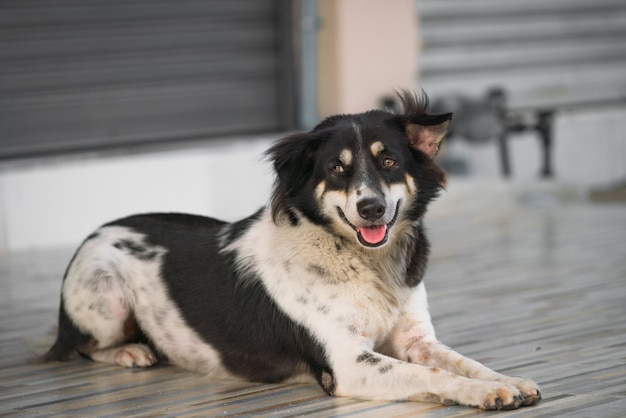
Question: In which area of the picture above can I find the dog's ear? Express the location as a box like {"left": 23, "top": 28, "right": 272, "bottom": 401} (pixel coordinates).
{"left": 405, "top": 114, "right": 452, "bottom": 158}
{"left": 265, "top": 132, "right": 320, "bottom": 223}
{"left": 397, "top": 90, "right": 452, "bottom": 158}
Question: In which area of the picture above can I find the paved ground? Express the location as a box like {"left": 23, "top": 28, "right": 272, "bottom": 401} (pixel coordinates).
{"left": 1, "top": 200, "right": 625, "bottom": 417}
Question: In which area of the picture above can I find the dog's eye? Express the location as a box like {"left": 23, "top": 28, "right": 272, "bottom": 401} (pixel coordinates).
{"left": 382, "top": 158, "right": 396, "bottom": 168}
{"left": 331, "top": 163, "right": 345, "bottom": 174}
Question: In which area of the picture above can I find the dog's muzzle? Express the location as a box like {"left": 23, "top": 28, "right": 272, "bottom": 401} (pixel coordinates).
{"left": 337, "top": 200, "right": 400, "bottom": 248}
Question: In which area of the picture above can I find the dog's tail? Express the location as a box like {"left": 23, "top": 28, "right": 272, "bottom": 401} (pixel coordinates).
{"left": 39, "top": 302, "right": 91, "bottom": 363}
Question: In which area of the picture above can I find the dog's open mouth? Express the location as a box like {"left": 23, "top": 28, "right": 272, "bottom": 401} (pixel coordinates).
{"left": 337, "top": 201, "right": 400, "bottom": 248}
{"left": 358, "top": 225, "right": 387, "bottom": 246}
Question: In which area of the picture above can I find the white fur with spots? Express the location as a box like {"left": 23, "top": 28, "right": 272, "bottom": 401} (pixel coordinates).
{"left": 62, "top": 227, "right": 230, "bottom": 375}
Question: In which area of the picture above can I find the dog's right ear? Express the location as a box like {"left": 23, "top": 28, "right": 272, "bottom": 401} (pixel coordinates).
{"left": 265, "top": 132, "right": 320, "bottom": 223}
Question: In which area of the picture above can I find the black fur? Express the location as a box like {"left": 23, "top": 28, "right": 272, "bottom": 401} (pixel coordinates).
{"left": 404, "top": 223, "right": 431, "bottom": 287}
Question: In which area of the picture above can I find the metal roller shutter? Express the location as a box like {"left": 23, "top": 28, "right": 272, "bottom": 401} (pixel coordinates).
{"left": 416, "top": 0, "right": 626, "bottom": 109}
{"left": 0, "top": 0, "right": 294, "bottom": 159}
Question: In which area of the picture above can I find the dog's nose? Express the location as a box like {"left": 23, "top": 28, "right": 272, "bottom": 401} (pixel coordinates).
{"left": 357, "top": 198, "right": 385, "bottom": 221}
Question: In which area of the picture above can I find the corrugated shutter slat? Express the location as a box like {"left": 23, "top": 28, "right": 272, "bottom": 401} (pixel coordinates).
{"left": 416, "top": 0, "right": 626, "bottom": 109}
{"left": 0, "top": 0, "right": 288, "bottom": 159}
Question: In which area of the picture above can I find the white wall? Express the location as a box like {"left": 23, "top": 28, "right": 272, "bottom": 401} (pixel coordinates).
{"left": 0, "top": 136, "right": 275, "bottom": 253}
{"left": 554, "top": 107, "right": 626, "bottom": 187}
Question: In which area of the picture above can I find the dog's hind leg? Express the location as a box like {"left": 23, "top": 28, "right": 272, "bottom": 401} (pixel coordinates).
{"left": 57, "top": 239, "right": 158, "bottom": 369}
{"left": 73, "top": 310, "right": 157, "bottom": 369}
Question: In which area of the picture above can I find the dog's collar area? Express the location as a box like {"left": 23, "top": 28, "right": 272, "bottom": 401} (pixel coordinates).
{"left": 336, "top": 201, "right": 400, "bottom": 248}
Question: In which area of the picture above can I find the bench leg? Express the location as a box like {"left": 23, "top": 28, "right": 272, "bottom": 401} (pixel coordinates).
{"left": 498, "top": 131, "right": 512, "bottom": 178}
{"left": 537, "top": 111, "right": 554, "bottom": 178}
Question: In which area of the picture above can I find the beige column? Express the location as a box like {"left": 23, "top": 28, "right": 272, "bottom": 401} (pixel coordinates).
{"left": 317, "top": 0, "right": 419, "bottom": 117}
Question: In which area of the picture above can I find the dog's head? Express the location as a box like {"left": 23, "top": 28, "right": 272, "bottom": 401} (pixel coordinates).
{"left": 267, "top": 90, "right": 451, "bottom": 249}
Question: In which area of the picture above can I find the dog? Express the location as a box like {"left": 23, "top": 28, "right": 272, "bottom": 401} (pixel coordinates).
{"left": 44, "top": 91, "right": 541, "bottom": 410}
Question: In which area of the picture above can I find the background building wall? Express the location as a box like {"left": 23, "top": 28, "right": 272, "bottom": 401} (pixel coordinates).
{"left": 1, "top": 1, "right": 624, "bottom": 253}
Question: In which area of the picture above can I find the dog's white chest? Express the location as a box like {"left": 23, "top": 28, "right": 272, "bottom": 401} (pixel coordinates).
{"left": 234, "top": 213, "right": 409, "bottom": 347}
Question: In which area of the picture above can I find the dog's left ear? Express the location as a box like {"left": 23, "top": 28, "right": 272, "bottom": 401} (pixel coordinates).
{"left": 395, "top": 90, "right": 452, "bottom": 158}
{"left": 405, "top": 113, "right": 452, "bottom": 158}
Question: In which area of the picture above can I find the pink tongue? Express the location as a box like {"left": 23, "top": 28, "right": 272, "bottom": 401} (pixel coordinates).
{"left": 358, "top": 225, "right": 387, "bottom": 244}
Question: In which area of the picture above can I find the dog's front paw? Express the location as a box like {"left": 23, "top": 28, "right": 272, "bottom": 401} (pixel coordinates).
{"left": 472, "top": 382, "right": 524, "bottom": 410}
{"left": 500, "top": 376, "right": 542, "bottom": 406}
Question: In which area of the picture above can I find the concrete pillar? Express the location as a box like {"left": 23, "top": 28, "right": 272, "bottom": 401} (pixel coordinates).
{"left": 317, "top": 0, "right": 418, "bottom": 117}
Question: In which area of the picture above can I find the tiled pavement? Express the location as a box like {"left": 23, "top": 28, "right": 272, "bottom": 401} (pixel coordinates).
{"left": 1, "top": 201, "right": 625, "bottom": 417}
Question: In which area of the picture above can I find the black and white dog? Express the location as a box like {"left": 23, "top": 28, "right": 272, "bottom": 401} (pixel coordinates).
{"left": 45, "top": 91, "right": 540, "bottom": 410}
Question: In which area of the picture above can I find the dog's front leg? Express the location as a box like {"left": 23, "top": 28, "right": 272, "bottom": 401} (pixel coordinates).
{"left": 330, "top": 348, "right": 528, "bottom": 410}
{"left": 403, "top": 339, "right": 541, "bottom": 407}
{"left": 383, "top": 283, "right": 541, "bottom": 407}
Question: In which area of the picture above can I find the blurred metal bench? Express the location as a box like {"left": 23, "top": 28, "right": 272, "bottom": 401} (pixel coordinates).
{"left": 428, "top": 86, "right": 626, "bottom": 178}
